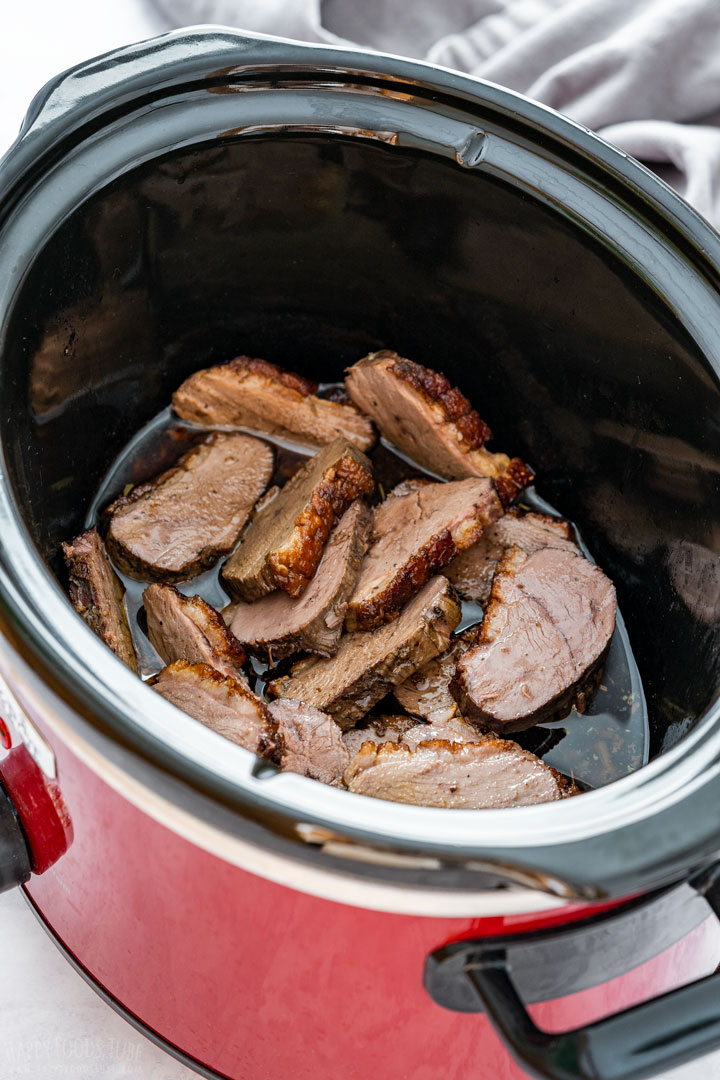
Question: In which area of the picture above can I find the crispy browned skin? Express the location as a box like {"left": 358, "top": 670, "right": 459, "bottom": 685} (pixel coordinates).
{"left": 173, "top": 355, "right": 376, "bottom": 452}
{"left": 143, "top": 584, "right": 248, "bottom": 683}
{"left": 153, "top": 660, "right": 279, "bottom": 757}
{"left": 62, "top": 528, "right": 138, "bottom": 672}
{"left": 391, "top": 358, "right": 493, "bottom": 448}
{"left": 222, "top": 438, "right": 374, "bottom": 601}
{"left": 344, "top": 351, "right": 533, "bottom": 505}
{"left": 346, "top": 478, "right": 502, "bottom": 631}
{"left": 452, "top": 546, "right": 617, "bottom": 731}
{"left": 237, "top": 356, "right": 318, "bottom": 396}
{"left": 226, "top": 500, "right": 372, "bottom": 660}
{"left": 106, "top": 432, "right": 274, "bottom": 582}
{"left": 268, "top": 576, "right": 461, "bottom": 728}
{"left": 344, "top": 738, "right": 577, "bottom": 808}
{"left": 493, "top": 459, "right": 536, "bottom": 507}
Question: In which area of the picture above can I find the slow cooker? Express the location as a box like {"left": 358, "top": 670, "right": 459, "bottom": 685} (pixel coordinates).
{"left": 0, "top": 26, "right": 719, "bottom": 1080}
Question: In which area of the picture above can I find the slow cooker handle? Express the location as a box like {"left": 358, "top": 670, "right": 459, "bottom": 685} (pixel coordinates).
{"left": 452, "top": 868, "right": 720, "bottom": 1080}
{"left": 0, "top": 780, "right": 32, "bottom": 892}
{"left": 467, "top": 952, "right": 720, "bottom": 1080}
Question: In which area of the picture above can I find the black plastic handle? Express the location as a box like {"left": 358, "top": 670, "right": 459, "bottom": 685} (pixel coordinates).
{"left": 468, "top": 950, "right": 720, "bottom": 1080}
{"left": 0, "top": 780, "right": 31, "bottom": 892}
{"left": 426, "top": 869, "right": 720, "bottom": 1080}
{"left": 462, "top": 868, "right": 720, "bottom": 1080}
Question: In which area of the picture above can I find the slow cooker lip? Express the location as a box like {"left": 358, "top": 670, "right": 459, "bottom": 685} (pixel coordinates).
{"left": 1, "top": 26, "right": 720, "bottom": 893}
{"left": 6, "top": 24, "right": 720, "bottom": 274}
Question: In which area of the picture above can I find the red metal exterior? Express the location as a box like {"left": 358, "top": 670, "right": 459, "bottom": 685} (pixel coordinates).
{"left": 0, "top": 742, "right": 72, "bottom": 874}
{"left": 0, "top": 705, "right": 714, "bottom": 1080}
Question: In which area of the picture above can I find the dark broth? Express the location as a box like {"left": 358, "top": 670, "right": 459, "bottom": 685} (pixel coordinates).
{"left": 87, "top": 394, "right": 649, "bottom": 791}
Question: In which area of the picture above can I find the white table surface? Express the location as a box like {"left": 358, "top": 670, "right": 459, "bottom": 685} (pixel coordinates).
{"left": 1, "top": 2, "right": 719, "bottom": 1077}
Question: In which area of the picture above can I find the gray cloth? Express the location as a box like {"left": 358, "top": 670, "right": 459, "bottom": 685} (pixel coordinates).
{"left": 149, "top": 0, "right": 720, "bottom": 228}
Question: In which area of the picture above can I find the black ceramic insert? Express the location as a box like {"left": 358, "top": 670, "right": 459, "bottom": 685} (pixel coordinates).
{"left": 3, "top": 132, "right": 718, "bottom": 757}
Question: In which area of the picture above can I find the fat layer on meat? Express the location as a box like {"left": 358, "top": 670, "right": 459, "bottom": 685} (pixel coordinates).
{"left": 446, "top": 508, "right": 577, "bottom": 603}
{"left": 173, "top": 355, "right": 376, "bottom": 451}
{"left": 342, "top": 711, "right": 479, "bottom": 757}
{"left": 226, "top": 499, "right": 371, "bottom": 660}
{"left": 268, "top": 699, "right": 349, "bottom": 784}
{"left": 268, "top": 575, "right": 461, "bottom": 728}
{"left": 345, "top": 478, "right": 502, "bottom": 631}
{"left": 342, "top": 715, "right": 420, "bottom": 758}
{"left": 401, "top": 714, "right": 481, "bottom": 748}
{"left": 222, "top": 438, "right": 374, "bottom": 601}
{"left": 344, "top": 738, "right": 576, "bottom": 808}
{"left": 143, "top": 584, "right": 248, "bottom": 683}
{"left": 452, "top": 546, "right": 617, "bottom": 731}
{"left": 153, "top": 660, "right": 277, "bottom": 756}
{"left": 345, "top": 351, "right": 533, "bottom": 504}
{"left": 62, "top": 528, "right": 138, "bottom": 672}
{"left": 106, "top": 432, "right": 273, "bottom": 582}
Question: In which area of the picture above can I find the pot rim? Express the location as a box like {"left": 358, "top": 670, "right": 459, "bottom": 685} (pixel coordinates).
{"left": 1, "top": 26, "right": 719, "bottom": 901}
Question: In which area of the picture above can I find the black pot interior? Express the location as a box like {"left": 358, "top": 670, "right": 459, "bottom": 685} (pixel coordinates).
{"left": 2, "top": 134, "right": 719, "bottom": 760}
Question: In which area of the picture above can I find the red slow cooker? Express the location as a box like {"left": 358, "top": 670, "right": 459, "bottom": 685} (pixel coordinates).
{"left": 0, "top": 27, "right": 719, "bottom": 1080}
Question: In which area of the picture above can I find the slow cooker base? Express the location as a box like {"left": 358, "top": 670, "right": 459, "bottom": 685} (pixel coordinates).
{"left": 17, "top": 707, "right": 720, "bottom": 1080}
{"left": 21, "top": 887, "right": 222, "bottom": 1080}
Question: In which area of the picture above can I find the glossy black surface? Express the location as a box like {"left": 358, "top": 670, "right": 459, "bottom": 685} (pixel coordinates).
{"left": 0, "top": 781, "right": 31, "bottom": 892}
{"left": 0, "top": 29, "right": 718, "bottom": 900}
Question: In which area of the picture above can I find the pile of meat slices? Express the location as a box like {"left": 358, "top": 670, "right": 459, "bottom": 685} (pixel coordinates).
{"left": 62, "top": 351, "right": 618, "bottom": 810}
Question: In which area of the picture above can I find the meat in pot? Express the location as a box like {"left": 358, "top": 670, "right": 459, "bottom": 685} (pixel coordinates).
{"left": 62, "top": 528, "right": 138, "bottom": 672}
{"left": 222, "top": 438, "right": 374, "bottom": 601}
{"left": 452, "top": 546, "right": 617, "bottom": 731}
{"left": 345, "top": 478, "right": 502, "bottom": 631}
{"left": 174, "top": 355, "right": 376, "bottom": 451}
{"left": 226, "top": 499, "right": 372, "bottom": 660}
{"left": 268, "top": 575, "right": 462, "bottom": 728}
{"left": 106, "top": 432, "right": 273, "bottom": 582}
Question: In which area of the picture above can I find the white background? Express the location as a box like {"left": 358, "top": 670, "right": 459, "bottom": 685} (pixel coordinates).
{"left": 0, "top": 2, "right": 718, "bottom": 1077}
